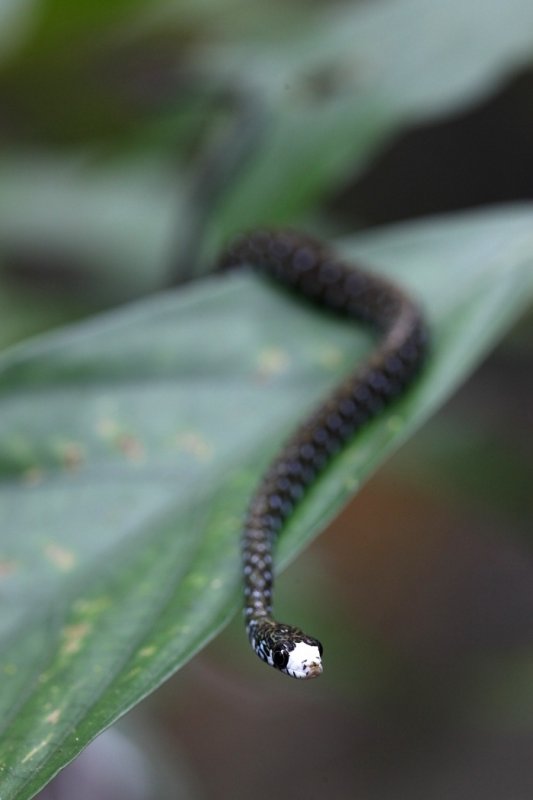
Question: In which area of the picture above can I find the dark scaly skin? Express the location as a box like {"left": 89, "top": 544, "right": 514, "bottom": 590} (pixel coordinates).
{"left": 218, "top": 230, "right": 428, "bottom": 678}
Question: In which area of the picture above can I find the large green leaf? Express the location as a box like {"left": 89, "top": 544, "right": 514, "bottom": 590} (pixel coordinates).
{"left": 0, "top": 205, "right": 532, "bottom": 798}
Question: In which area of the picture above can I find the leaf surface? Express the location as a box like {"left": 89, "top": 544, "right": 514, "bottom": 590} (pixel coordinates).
{"left": 0, "top": 206, "right": 532, "bottom": 797}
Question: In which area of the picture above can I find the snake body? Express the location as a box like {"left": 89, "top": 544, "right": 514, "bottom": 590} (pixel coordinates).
{"left": 219, "top": 230, "right": 428, "bottom": 679}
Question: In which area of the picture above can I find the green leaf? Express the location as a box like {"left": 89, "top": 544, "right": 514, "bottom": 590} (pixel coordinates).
{"left": 208, "top": 0, "right": 533, "bottom": 236}
{"left": 0, "top": 205, "right": 532, "bottom": 798}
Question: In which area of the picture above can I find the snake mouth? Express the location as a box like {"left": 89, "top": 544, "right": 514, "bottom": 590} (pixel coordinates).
{"left": 305, "top": 662, "right": 323, "bottom": 679}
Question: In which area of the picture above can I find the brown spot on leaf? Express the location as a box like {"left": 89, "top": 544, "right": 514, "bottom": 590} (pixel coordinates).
{"left": 22, "top": 467, "right": 45, "bottom": 486}
{"left": 59, "top": 441, "right": 85, "bottom": 471}
{"left": 117, "top": 434, "right": 145, "bottom": 463}
{"left": 45, "top": 708, "right": 61, "bottom": 725}
{"left": 0, "top": 560, "right": 17, "bottom": 577}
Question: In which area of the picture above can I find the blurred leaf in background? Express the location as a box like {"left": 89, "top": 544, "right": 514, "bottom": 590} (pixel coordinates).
{"left": 2, "top": 0, "right": 533, "bottom": 307}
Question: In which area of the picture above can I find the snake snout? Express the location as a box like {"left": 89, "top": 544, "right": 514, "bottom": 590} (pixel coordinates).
{"left": 306, "top": 661, "right": 323, "bottom": 679}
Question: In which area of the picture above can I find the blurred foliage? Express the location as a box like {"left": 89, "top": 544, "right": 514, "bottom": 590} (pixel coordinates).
{"left": 0, "top": 0, "right": 533, "bottom": 798}
{"left": 2, "top": 0, "right": 533, "bottom": 311}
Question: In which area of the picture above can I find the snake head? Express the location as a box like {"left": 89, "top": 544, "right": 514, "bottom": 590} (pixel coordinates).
{"left": 271, "top": 637, "right": 323, "bottom": 680}
{"left": 249, "top": 620, "right": 324, "bottom": 679}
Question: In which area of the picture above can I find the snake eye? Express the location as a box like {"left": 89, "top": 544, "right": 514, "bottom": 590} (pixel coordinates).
{"left": 272, "top": 647, "right": 289, "bottom": 670}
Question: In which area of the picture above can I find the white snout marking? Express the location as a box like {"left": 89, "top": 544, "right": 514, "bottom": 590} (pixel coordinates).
{"left": 285, "top": 641, "right": 323, "bottom": 679}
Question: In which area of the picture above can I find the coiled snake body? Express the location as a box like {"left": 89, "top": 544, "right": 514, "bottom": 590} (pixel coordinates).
{"left": 219, "top": 231, "right": 428, "bottom": 679}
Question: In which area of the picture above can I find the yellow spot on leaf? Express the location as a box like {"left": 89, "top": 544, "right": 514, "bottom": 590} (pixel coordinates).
{"left": 138, "top": 646, "right": 156, "bottom": 659}
{"left": 343, "top": 476, "right": 360, "bottom": 492}
{"left": 45, "top": 543, "right": 76, "bottom": 572}
{"left": 95, "top": 417, "right": 120, "bottom": 439}
{"left": 256, "top": 347, "right": 290, "bottom": 380}
{"left": 73, "top": 595, "right": 111, "bottom": 617}
{"left": 3, "top": 663, "right": 16, "bottom": 676}
{"left": 45, "top": 709, "right": 61, "bottom": 725}
{"left": 176, "top": 431, "right": 213, "bottom": 463}
{"left": 62, "top": 622, "right": 91, "bottom": 655}
{"left": 127, "top": 666, "right": 141, "bottom": 679}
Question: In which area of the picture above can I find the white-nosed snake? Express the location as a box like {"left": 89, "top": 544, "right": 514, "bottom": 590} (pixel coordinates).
{"left": 219, "top": 230, "right": 428, "bottom": 679}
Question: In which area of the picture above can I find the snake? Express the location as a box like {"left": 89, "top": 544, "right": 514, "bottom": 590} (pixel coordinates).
{"left": 219, "top": 230, "right": 428, "bottom": 679}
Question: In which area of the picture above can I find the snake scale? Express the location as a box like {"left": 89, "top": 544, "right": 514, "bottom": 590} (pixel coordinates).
{"left": 219, "top": 230, "right": 428, "bottom": 679}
